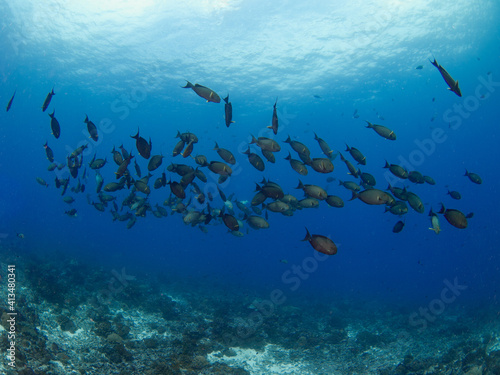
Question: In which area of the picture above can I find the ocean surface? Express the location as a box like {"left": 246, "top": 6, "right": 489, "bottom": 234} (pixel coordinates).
{"left": 1, "top": 1, "right": 499, "bottom": 374}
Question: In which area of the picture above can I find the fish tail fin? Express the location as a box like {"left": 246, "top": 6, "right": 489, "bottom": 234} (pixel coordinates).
{"left": 437, "top": 203, "right": 445, "bottom": 214}
{"left": 365, "top": 121, "right": 373, "bottom": 128}
{"left": 345, "top": 144, "right": 350, "bottom": 152}
{"left": 250, "top": 134, "right": 257, "bottom": 144}
{"left": 429, "top": 58, "right": 438, "bottom": 67}
{"left": 182, "top": 81, "right": 193, "bottom": 88}
{"left": 131, "top": 129, "right": 139, "bottom": 139}
{"left": 301, "top": 227, "right": 311, "bottom": 241}
{"left": 383, "top": 160, "right": 390, "bottom": 169}
{"left": 464, "top": 169, "right": 469, "bottom": 176}
{"left": 223, "top": 95, "right": 229, "bottom": 103}
{"left": 349, "top": 191, "right": 358, "bottom": 201}
{"left": 284, "top": 152, "right": 291, "bottom": 160}
{"left": 295, "top": 180, "right": 304, "bottom": 189}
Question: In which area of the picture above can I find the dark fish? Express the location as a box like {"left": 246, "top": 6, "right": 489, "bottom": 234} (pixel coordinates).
{"left": 154, "top": 172, "right": 167, "bottom": 189}
{"left": 350, "top": 189, "right": 394, "bottom": 205}
{"left": 365, "top": 121, "right": 396, "bottom": 140}
{"left": 438, "top": 203, "right": 468, "bottom": 229}
{"left": 387, "top": 184, "right": 408, "bottom": 201}
{"left": 84, "top": 115, "right": 99, "bottom": 141}
{"left": 284, "top": 135, "right": 310, "bottom": 156}
{"left": 49, "top": 110, "right": 61, "bottom": 139}
{"left": 339, "top": 152, "right": 359, "bottom": 178}
{"left": 447, "top": 190, "right": 462, "bottom": 200}
{"left": 302, "top": 227, "right": 337, "bottom": 255}
{"left": 176, "top": 131, "right": 199, "bottom": 144}
{"left": 44, "top": 142, "right": 54, "bottom": 162}
{"left": 42, "top": 87, "right": 55, "bottom": 112}
{"left": 256, "top": 180, "right": 284, "bottom": 200}
{"left": 173, "top": 140, "right": 186, "bottom": 157}
{"left": 464, "top": 170, "right": 482, "bottom": 184}
{"left": 193, "top": 154, "right": 208, "bottom": 167}
{"left": 353, "top": 109, "right": 360, "bottom": 119}
{"left": 385, "top": 200, "right": 408, "bottom": 216}
{"left": 134, "top": 180, "right": 150, "bottom": 195}
{"left": 134, "top": 160, "right": 142, "bottom": 177}
{"left": 194, "top": 168, "right": 207, "bottom": 183}
{"left": 338, "top": 180, "right": 361, "bottom": 192}
{"left": 220, "top": 212, "right": 239, "bottom": 231}
{"left": 408, "top": 170, "right": 425, "bottom": 184}
{"left": 314, "top": 133, "right": 334, "bottom": 159}
{"left": 423, "top": 175, "right": 436, "bottom": 185}
{"left": 245, "top": 215, "right": 269, "bottom": 230}
{"left": 392, "top": 221, "right": 405, "bottom": 233}
{"left": 268, "top": 98, "right": 278, "bottom": 135}
{"left": 326, "top": 195, "right": 344, "bottom": 208}
{"left": 115, "top": 153, "right": 134, "bottom": 179}
{"left": 406, "top": 192, "right": 425, "bottom": 213}
{"left": 265, "top": 201, "right": 290, "bottom": 213}
{"left": 296, "top": 180, "right": 327, "bottom": 200}
{"left": 70, "top": 144, "right": 88, "bottom": 158}
{"left": 182, "top": 81, "right": 220, "bottom": 103}
{"left": 309, "top": 158, "right": 334, "bottom": 174}
{"left": 243, "top": 147, "right": 265, "bottom": 171}
{"left": 345, "top": 144, "right": 366, "bottom": 165}
{"left": 359, "top": 171, "right": 376, "bottom": 186}
{"left": 285, "top": 152, "right": 308, "bottom": 175}
{"left": 182, "top": 141, "right": 195, "bottom": 158}
{"left": 223, "top": 95, "right": 234, "bottom": 127}
{"left": 131, "top": 129, "right": 151, "bottom": 159}
{"left": 119, "top": 145, "right": 130, "bottom": 160}
{"left": 415, "top": 65, "right": 423, "bottom": 70}
{"left": 168, "top": 180, "right": 186, "bottom": 199}
{"left": 89, "top": 155, "right": 107, "bottom": 169}
{"left": 111, "top": 147, "right": 123, "bottom": 165}
{"left": 36, "top": 177, "right": 48, "bottom": 187}
{"left": 384, "top": 161, "right": 408, "bottom": 179}
{"left": 208, "top": 161, "right": 232, "bottom": 176}
{"left": 65, "top": 209, "right": 77, "bottom": 217}
{"left": 250, "top": 135, "right": 281, "bottom": 152}
{"left": 261, "top": 149, "right": 275, "bottom": 163}
{"left": 214, "top": 142, "right": 236, "bottom": 164}
{"left": 429, "top": 58, "right": 462, "bottom": 97}
{"left": 95, "top": 171, "right": 104, "bottom": 193}
{"left": 148, "top": 155, "right": 164, "bottom": 171}
{"left": 6, "top": 90, "right": 15, "bottom": 112}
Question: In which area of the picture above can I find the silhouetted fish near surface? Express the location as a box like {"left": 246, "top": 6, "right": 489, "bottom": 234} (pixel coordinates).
{"left": 48, "top": 110, "right": 61, "bottom": 139}
{"left": 131, "top": 129, "right": 151, "bottom": 159}
{"left": 182, "top": 81, "right": 220, "bottom": 103}
{"left": 84, "top": 115, "right": 98, "bottom": 141}
{"left": 429, "top": 58, "right": 462, "bottom": 97}
{"left": 223, "top": 95, "right": 234, "bottom": 127}
{"left": 42, "top": 87, "right": 55, "bottom": 112}
{"left": 268, "top": 98, "right": 278, "bottom": 135}
{"left": 302, "top": 227, "right": 337, "bottom": 255}
{"left": 415, "top": 65, "right": 423, "bottom": 70}
{"left": 6, "top": 90, "right": 15, "bottom": 112}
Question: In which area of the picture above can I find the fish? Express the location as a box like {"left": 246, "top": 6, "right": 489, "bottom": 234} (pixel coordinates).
{"left": 326, "top": 195, "right": 344, "bottom": 208}
{"left": 6, "top": 90, "right": 15, "bottom": 112}
{"left": 423, "top": 175, "right": 436, "bottom": 185}
{"left": 447, "top": 190, "right": 461, "bottom": 200}
{"left": 345, "top": 144, "right": 366, "bottom": 165}
{"left": 134, "top": 160, "right": 142, "bottom": 177}
{"left": 182, "top": 81, "right": 220, "bottom": 103}
{"left": 428, "top": 208, "right": 441, "bottom": 234}
{"left": 42, "top": 87, "right": 55, "bottom": 112}
{"left": 63, "top": 196, "right": 75, "bottom": 204}
{"left": 111, "top": 146, "right": 124, "bottom": 166}
{"left": 214, "top": 142, "right": 236, "bottom": 165}
{"left": 115, "top": 153, "right": 134, "bottom": 179}
{"left": 464, "top": 170, "right": 482, "bottom": 184}
{"left": 182, "top": 141, "right": 195, "bottom": 158}
{"left": 359, "top": 171, "right": 376, "bottom": 187}
{"left": 208, "top": 161, "right": 232, "bottom": 176}
{"left": 173, "top": 140, "right": 186, "bottom": 157}
{"left": 65, "top": 209, "right": 77, "bottom": 217}
{"left": 176, "top": 131, "right": 199, "bottom": 144}
{"left": 168, "top": 180, "right": 186, "bottom": 199}
{"left": 245, "top": 215, "right": 270, "bottom": 230}
{"left": 406, "top": 192, "right": 425, "bottom": 213}
{"left": 243, "top": 148, "right": 265, "bottom": 171}
{"left": 408, "top": 171, "right": 425, "bottom": 184}
{"left": 353, "top": 109, "right": 360, "bottom": 119}
{"left": 44, "top": 142, "right": 55, "bottom": 162}
{"left": 119, "top": 145, "right": 130, "bottom": 160}
{"left": 131, "top": 129, "right": 152, "bottom": 159}
{"left": 36, "top": 177, "right": 49, "bottom": 187}
{"left": 95, "top": 171, "right": 104, "bottom": 193}
{"left": 84, "top": 115, "right": 99, "bottom": 142}
{"left": 429, "top": 58, "right": 462, "bottom": 97}
{"left": 193, "top": 155, "right": 209, "bottom": 167}
{"left": 384, "top": 161, "right": 408, "bottom": 179}
{"left": 49, "top": 110, "right": 61, "bottom": 139}
{"left": 350, "top": 189, "right": 394, "bottom": 205}
{"left": 284, "top": 135, "right": 310, "bottom": 156}
{"left": 392, "top": 221, "right": 405, "bottom": 233}
{"left": 302, "top": 228, "right": 337, "bottom": 255}
{"left": 268, "top": 98, "right": 279, "bottom": 135}
{"left": 309, "top": 158, "right": 334, "bottom": 174}
{"left": 295, "top": 180, "right": 327, "bottom": 200}
{"left": 339, "top": 152, "right": 359, "bottom": 178}
{"left": 223, "top": 95, "right": 234, "bottom": 127}
{"left": 250, "top": 135, "right": 281, "bottom": 152}
{"left": 220, "top": 212, "right": 240, "bottom": 232}
{"left": 415, "top": 65, "right": 423, "bottom": 70}
{"left": 285, "top": 152, "right": 308, "bottom": 175}
{"left": 438, "top": 203, "right": 468, "bottom": 229}
{"left": 314, "top": 133, "right": 334, "bottom": 159}
{"left": 148, "top": 155, "right": 164, "bottom": 171}
{"left": 365, "top": 121, "right": 396, "bottom": 140}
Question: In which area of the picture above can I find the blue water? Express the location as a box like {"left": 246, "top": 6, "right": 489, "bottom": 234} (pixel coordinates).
{"left": 1, "top": 1, "right": 500, "bottom": 372}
